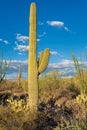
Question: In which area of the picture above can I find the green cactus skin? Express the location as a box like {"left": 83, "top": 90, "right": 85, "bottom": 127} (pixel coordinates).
{"left": 39, "top": 51, "right": 44, "bottom": 66}
{"left": 38, "top": 48, "right": 50, "bottom": 74}
{"left": 17, "top": 64, "right": 22, "bottom": 87}
{"left": 28, "top": 2, "right": 50, "bottom": 111}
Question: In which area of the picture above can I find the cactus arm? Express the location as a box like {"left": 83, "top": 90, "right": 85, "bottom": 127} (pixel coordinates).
{"left": 38, "top": 48, "right": 50, "bottom": 74}
{"left": 39, "top": 51, "right": 44, "bottom": 66}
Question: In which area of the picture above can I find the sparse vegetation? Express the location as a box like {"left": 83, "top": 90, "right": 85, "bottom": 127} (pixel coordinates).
{"left": 0, "top": 52, "right": 10, "bottom": 85}
{"left": 0, "top": 69, "right": 87, "bottom": 129}
{"left": 0, "top": 52, "right": 86, "bottom": 130}
{"left": 72, "top": 53, "right": 87, "bottom": 95}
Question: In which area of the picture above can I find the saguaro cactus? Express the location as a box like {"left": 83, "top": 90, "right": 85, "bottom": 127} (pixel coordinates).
{"left": 17, "top": 64, "right": 22, "bottom": 87}
{"left": 28, "top": 2, "right": 50, "bottom": 111}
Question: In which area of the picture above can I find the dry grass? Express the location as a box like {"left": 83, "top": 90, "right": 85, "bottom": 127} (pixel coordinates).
{"left": 0, "top": 71, "right": 87, "bottom": 129}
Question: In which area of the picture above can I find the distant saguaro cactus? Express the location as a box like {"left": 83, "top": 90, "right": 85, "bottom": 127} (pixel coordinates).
{"left": 28, "top": 3, "right": 50, "bottom": 111}
{"left": 17, "top": 64, "right": 22, "bottom": 87}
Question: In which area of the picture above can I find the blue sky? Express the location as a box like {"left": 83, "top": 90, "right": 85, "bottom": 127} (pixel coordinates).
{"left": 0, "top": 0, "right": 87, "bottom": 78}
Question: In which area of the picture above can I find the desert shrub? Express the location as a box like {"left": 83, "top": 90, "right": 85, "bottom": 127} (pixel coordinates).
{"left": 21, "top": 80, "right": 28, "bottom": 91}
{"left": 0, "top": 80, "right": 24, "bottom": 94}
{"left": 39, "top": 70, "right": 60, "bottom": 88}
{"left": 72, "top": 53, "right": 87, "bottom": 95}
{"left": 39, "top": 70, "right": 61, "bottom": 102}
{"left": 0, "top": 80, "right": 17, "bottom": 91}
{"left": 54, "top": 120, "right": 87, "bottom": 130}
{"left": 0, "top": 106, "right": 23, "bottom": 129}
{"left": 0, "top": 50, "right": 11, "bottom": 85}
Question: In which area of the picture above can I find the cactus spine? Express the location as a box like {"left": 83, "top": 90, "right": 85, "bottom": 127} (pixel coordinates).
{"left": 28, "top": 2, "right": 50, "bottom": 111}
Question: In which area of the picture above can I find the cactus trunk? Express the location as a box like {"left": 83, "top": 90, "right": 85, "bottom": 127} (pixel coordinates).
{"left": 28, "top": 2, "right": 50, "bottom": 111}
{"left": 28, "top": 3, "right": 38, "bottom": 111}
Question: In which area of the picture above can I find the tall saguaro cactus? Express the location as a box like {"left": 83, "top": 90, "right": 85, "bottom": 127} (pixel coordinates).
{"left": 28, "top": 2, "right": 50, "bottom": 111}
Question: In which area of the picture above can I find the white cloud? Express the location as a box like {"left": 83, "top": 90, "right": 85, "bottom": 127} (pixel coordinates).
{"left": 14, "top": 33, "right": 40, "bottom": 55}
{"left": 47, "top": 21, "right": 70, "bottom": 32}
{"left": 38, "top": 32, "right": 46, "bottom": 38}
{"left": 60, "top": 59, "right": 73, "bottom": 66}
{"left": 11, "top": 60, "right": 28, "bottom": 64}
{"left": 0, "top": 38, "right": 3, "bottom": 41}
{"left": 47, "top": 21, "right": 64, "bottom": 27}
{"left": 5, "top": 58, "right": 87, "bottom": 79}
{"left": 38, "top": 21, "right": 44, "bottom": 25}
{"left": 15, "top": 41, "right": 17, "bottom": 44}
{"left": 16, "top": 34, "right": 29, "bottom": 43}
{"left": 3, "top": 40, "right": 9, "bottom": 44}
{"left": 64, "top": 26, "right": 69, "bottom": 32}
{"left": 18, "top": 52, "right": 25, "bottom": 55}
{"left": 50, "top": 51, "right": 64, "bottom": 58}
{"left": 48, "top": 60, "right": 74, "bottom": 69}
{"left": 5, "top": 60, "right": 28, "bottom": 79}
{"left": 16, "top": 33, "right": 40, "bottom": 43}
{"left": 48, "top": 59, "right": 87, "bottom": 77}
{"left": 37, "top": 38, "right": 40, "bottom": 42}
{"left": 48, "top": 59, "right": 75, "bottom": 77}
{"left": 14, "top": 44, "right": 29, "bottom": 52}
{"left": 50, "top": 51, "right": 58, "bottom": 55}
{"left": 0, "top": 38, "right": 9, "bottom": 44}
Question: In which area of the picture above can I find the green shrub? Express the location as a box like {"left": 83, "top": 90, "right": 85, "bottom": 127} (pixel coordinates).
{"left": 72, "top": 53, "right": 87, "bottom": 95}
